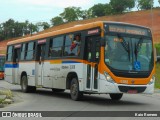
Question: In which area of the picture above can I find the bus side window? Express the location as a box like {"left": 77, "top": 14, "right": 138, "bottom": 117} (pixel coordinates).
{"left": 69, "top": 34, "right": 81, "bottom": 56}
{"left": 20, "top": 44, "right": 26, "bottom": 60}
{"left": 64, "top": 34, "right": 76, "bottom": 56}
{"left": 26, "top": 42, "right": 35, "bottom": 60}
{"left": 51, "top": 36, "right": 64, "bottom": 57}
{"left": 7, "top": 46, "right": 13, "bottom": 62}
{"left": 48, "top": 40, "right": 53, "bottom": 57}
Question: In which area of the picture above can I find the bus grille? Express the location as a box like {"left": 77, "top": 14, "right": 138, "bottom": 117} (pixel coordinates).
{"left": 118, "top": 86, "right": 147, "bottom": 93}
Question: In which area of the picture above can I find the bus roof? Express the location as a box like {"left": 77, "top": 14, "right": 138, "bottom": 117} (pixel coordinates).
{"left": 103, "top": 21, "right": 150, "bottom": 29}
{"left": 7, "top": 21, "right": 103, "bottom": 45}
{"left": 7, "top": 21, "right": 150, "bottom": 46}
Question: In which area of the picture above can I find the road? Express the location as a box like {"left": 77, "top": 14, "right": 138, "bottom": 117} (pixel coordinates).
{"left": 0, "top": 80, "right": 160, "bottom": 119}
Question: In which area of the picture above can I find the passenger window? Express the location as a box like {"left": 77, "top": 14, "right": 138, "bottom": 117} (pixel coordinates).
{"left": 64, "top": 34, "right": 76, "bottom": 56}
{"left": 7, "top": 46, "right": 13, "bottom": 61}
{"left": 49, "top": 36, "right": 64, "bottom": 57}
{"left": 64, "top": 34, "right": 81, "bottom": 56}
{"left": 26, "top": 42, "right": 35, "bottom": 60}
{"left": 20, "top": 44, "right": 26, "bottom": 60}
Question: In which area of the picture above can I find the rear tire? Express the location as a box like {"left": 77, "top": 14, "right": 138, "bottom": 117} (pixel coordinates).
{"left": 52, "top": 88, "right": 65, "bottom": 93}
{"left": 21, "top": 75, "right": 36, "bottom": 93}
{"left": 109, "top": 93, "right": 123, "bottom": 100}
{"left": 70, "top": 78, "right": 83, "bottom": 101}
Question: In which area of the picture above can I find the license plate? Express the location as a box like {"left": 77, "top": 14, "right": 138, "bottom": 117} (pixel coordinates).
{"left": 127, "top": 90, "right": 138, "bottom": 94}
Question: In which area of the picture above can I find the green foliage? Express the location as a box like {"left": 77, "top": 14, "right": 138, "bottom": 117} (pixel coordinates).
{"left": 60, "top": 7, "right": 83, "bottom": 22}
{"left": 0, "top": 19, "right": 50, "bottom": 41}
{"left": 155, "top": 63, "right": 160, "bottom": 88}
{"left": 0, "top": 89, "right": 13, "bottom": 99}
{"left": 80, "top": 9, "right": 94, "bottom": 19}
{"left": 51, "top": 16, "right": 64, "bottom": 26}
{"left": 137, "top": 0, "right": 153, "bottom": 10}
{"left": 159, "top": 0, "right": 160, "bottom": 4}
{"left": 110, "top": 0, "right": 135, "bottom": 14}
{"left": 90, "top": 3, "right": 112, "bottom": 17}
{"left": 36, "top": 22, "right": 50, "bottom": 31}
{"left": 155, "top": 44, "right": 160, "bottom": 56}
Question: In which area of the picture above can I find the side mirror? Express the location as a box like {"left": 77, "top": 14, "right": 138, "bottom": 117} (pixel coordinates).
{"left": 101, "top": 37, "right": 106, "bottom": 47}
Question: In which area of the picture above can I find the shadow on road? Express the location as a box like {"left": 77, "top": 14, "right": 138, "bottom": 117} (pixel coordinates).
{"left": 12, "top": 88, "right": 148, "bottom": 106}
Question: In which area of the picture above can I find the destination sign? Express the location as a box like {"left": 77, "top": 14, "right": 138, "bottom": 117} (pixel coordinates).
{"left": 108, "top": 25, "right": 150, "bottom": 36}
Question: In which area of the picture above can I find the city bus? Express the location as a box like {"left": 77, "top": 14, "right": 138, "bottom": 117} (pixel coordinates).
{"left": 0, "top": 54, "right": 5, "bottom": 79}
{"left": 5, "top": 21, "right": 155, "bottom": 101}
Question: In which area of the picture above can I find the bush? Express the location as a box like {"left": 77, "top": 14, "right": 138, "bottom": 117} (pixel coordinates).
{"left": 155, "top": 44, "right": 160, "bottom": 56}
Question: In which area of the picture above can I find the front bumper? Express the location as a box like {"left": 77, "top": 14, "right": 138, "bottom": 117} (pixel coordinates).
{"left": 99, "top": 79, "right": 154, "bottom": 94}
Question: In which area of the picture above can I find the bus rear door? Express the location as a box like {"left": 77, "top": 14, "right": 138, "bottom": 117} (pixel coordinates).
{"left": 12, "top": 45, "right": 21, "bottom": 84}
{"left": 35, "top": 40, "right": 46, "bottom": 87}
{"left": 85, "top": 36, "right": 100, "bottom": 92}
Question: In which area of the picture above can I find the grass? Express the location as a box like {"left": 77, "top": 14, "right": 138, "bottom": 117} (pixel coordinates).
{"left": 155, "top": 63, "right": 160, "bottom": 88}
{"left": 0, "top": 89, "right": 13, "bottom": 104}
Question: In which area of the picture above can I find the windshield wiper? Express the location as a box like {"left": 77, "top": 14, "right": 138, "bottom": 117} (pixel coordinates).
{"left": 134, "top": 37, "right": 143, "bottom": 61}
{"left": 117, "top": 34, "right": 130, "bottom": 61}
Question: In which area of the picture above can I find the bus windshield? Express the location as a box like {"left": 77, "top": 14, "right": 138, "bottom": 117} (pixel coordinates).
{"left": 0, "top": 57, "right": 5, "bottom": 72}
{"left": 104, "top": 35, "right": 153, "bottom": 72}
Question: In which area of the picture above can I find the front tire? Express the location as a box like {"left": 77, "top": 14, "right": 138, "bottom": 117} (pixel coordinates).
{"left": 70, "top": 78, "right": 83, "bottom": 101}
{"left": 109, "top": 93, "right": 123, "bottom": 100}
{"left": 21, "top": 75, "right": 36, "bottom": 93}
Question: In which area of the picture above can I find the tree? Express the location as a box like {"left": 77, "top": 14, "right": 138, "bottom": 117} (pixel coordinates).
{"left": 90, "top": 3, "right": 107, "bottom": 17}
{"left": 51, "top": 16, "right": 64, "bottom": 26}
{"left": 80, "top": 9, "right": 94, "bottom": 19}
{"left": 110, "top": 0, "right": 135, "bottom": 14}
{"left": 159, "top": 0, "right": 160, "bottom": 4}
{"left": 138, "top": 0, "right": 154, "bottom": 10}
{"left": 2, "top": 19, "right": 15, "bottom": 39}
{"left": 104, "top": 4, "right": 113, "bottom": 16}
{"left": 60, "top": 7, "right": 83, "bottom": 22}
{"left": 36, "top": 22, "right": 50, "bottom": 31}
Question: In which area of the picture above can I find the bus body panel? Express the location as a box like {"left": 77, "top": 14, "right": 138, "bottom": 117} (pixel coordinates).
{"left": 5, "top": 66, "right": 13, "bottom": 83}
{"left": 43, "top": 62, "right": 52, "bottom": 88}
{"left": 19, "top": 62, "right": 36, "bottom": 86}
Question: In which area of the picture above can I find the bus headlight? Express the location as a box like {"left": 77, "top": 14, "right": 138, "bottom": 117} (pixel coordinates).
{"left": 104, "top": 71, "right": 115, "bottom": 83}
{"left": 148, "top": 75, "right": 155, "bottom": 85}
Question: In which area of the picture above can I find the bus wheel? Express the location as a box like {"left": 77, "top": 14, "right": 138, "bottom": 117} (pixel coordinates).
{"left": 21, "top": 75, "right": 36, "bottom": 93}
{"left": 70, "top": 78, "right": 83, "bottom": 101}
{"left": 109, "top": 93, "right": 123, "bottom": 100}
{"left": 52, "top": 88, "right": 65, "bottom": 93}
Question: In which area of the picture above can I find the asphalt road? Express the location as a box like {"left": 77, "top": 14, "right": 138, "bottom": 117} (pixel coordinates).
{"left": 1, "top": 80, "right": 160, "bottom": 120}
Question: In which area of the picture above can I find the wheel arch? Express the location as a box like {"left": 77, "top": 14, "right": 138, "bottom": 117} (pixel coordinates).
{"left": 66, "top": 72, "right": 78, "bottom": 89}
{"left": 20, "top": 71, "right": 27, "bottom": 85}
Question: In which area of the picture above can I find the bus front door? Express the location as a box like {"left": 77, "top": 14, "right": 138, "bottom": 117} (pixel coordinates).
{"left": 85, "top": 36, "right": 100, "bottom": 92}
{"left": 13, "top": 47, "right": 21, "bottom": 84}
{"left": 36, "top": 44, "right": 45, "bottom": 87}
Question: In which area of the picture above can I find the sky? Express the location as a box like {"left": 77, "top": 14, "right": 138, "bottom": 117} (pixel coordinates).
{"left": 0, "top": 0, "right": 159, "bottom": 24}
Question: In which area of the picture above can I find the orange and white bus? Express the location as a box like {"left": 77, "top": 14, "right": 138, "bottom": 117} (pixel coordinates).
{"left": 5, "top": 21, "right": 155, "bottom": 100}
{"left": 0, "top": 54, "right": 5, "bottom": 79}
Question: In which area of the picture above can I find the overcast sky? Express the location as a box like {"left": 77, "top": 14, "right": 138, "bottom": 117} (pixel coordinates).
{"left": 0, "top": 0, "right": 159, "bottom": 24}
